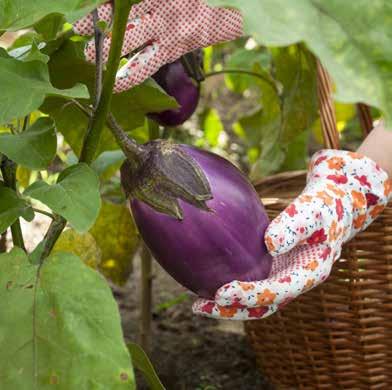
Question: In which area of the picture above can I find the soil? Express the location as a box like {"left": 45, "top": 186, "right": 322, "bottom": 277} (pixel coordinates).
{"left": 115, "top": 256, "right": 274, "bottom": 390}
{"left": 18, "top": 216, "right": 273, "bottom": 390}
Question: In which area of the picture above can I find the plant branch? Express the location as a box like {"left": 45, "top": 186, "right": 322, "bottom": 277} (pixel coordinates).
{"left": 205, "top": 69, "right": 279, "bottom": 94}
{"left": 139, "top": 243, "right": 153, "bottom": 353}
{"left": 32, "top": 208, "right": 54, "bottom": 219}
{"left": 0, "top": 157, "right": 25, "bottom": 251}
{"left": 39, "top": 0, "right": 133, "bottom": 260}
{"left": 92, "top": 9, "right": 104, "bottom": 109}
{"left": 79, "top": 0, "right": 134, "bottom": 164}
{"left": 66, "top": 100, "right": 145, "bottom": 168}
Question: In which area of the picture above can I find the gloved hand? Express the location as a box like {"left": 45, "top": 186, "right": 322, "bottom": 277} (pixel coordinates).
{"left": 73, "top": 0, "right": 243, "bottom": 93}
{"left": 193, "top": 149, "right": 392, "bottom": 320}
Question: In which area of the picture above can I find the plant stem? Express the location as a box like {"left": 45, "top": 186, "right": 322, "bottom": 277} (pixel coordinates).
{"left": 107, "top": 114, "right": 145, "bottom": 166}
{"left": 205, "top": 69, "right": 279, "bottom": 93}
{"left": 0, "top": 158, "right": 25, "bottom": 251}
{"left": 66, "top": 100, "right": 145, "bottom": 167}
{"left": 140, "top": 243, "right": 153, "bottom": 353}
{"left": 0, "top": 232, "right": 7, "bottom": 253}
{"left": 147, "top": 118, "right": 160, "bottom": 140}
{"left": 92, "top": 9, "right": 104, "bottom": 109}
{"left": 80, "top": 0, "right": 133, "bottom": 164}
{"left": 39, "top": 216, "right": 67, "bottom": 260}
{"left": 32, "top": 208, "right": 54, "bottom": 219}
{"left": 39, "top": 0, "right": 133, "bottom": 260}
{"left": 22, "top": 115, "right": 30, "bottom": 132}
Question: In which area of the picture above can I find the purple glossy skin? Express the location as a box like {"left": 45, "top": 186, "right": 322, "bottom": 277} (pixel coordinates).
{"left": 149, "top": 60, "right": 200, "bottom": 127}
{"left": 131, "top": 145, "right": 273, "bottom": 299}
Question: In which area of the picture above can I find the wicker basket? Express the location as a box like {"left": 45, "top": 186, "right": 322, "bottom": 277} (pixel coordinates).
{"left": 245, "top": 63, "right": 392, "bottom": 389}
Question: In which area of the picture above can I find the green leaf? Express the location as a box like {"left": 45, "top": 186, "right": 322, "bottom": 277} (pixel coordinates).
{"left": 0, "top": 184, "right": 34, "bottom": 233}
{"left": 237, "top": 45, "right": 317, "bottom": 179}
{"left": 0, "top": 0, "right": 105, "bottom": 31}
{"left": 0, "top": 117, "right": 57, "bottom": 170}
{"left": 127, "top": 343, "right": 165, "bottom": 390}
{"left": 208, "top": 0, "right": 392, "bottom": 125}
{"left": 0, "top": 53, "right": 89, "bottom": 125}
{"left": 0, "top": 248, "right": 135, "bottom": 389}
{"left": 34, "top": 14, "right": 66, "bottom": 41}
{"left": 203, "top": 108, "right": 223, "bottom": 147}
{"left": 41, "top": 39, "right": 178, "bottom": 155}
{"left": 280, "top": 130, "right": 309, "bottom": 172}
{"left": 24, "top": 163, "right": 101, "bottom": 233}
{"left": 8, "top": 41, "right": 49, "bottom": 63}
{"left": 224, "top": 48, "right": 270, "bottom": 93}
{"left": 90, "top": 201, "right": 140, "bottom": 286}
{"left": 91, "top": 150, "right": 126, "bottom": 180}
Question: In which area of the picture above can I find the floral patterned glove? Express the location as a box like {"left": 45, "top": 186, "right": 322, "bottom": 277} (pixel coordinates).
{"left": 193, "top": 150, "right": 392, "bottom": 320}
{"left": 73, "top": 0, "right": 243, "bottom": 93}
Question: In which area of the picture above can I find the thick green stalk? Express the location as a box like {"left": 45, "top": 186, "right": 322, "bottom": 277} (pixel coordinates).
{"left": 79, "top": 0, "right": 133, "bottom": 164}
{"left": 40, "top": 0, "right": 134, "bottom": 260}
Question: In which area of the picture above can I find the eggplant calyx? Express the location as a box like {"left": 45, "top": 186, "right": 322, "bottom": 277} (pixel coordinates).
{"left": 120, "top": 140, "right": 213, "bottom": 220}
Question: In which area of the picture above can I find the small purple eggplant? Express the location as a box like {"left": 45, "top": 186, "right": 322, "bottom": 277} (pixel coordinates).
{"left": 148, "top": 59, "right": 200, "bottom": 127}
{"left": 121, "top": 142, "right": 272, "bottom": 299}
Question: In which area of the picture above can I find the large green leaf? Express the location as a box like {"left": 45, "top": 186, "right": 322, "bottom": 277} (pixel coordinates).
{"left": 208, "top": 0, "right": 392, "bottom": 124}
{"left": 40, "top": 39, "right": 178, "bottom": 155}
{"left": 0, "top": 184, "right": 34, "bottom": 233}
{"left": 0, "top": 118, "right": 57, "bottom": 170}
{"left": 0, "top": 248, "right": 134, "bottom": 389}
{"left": 0, "top": 0, "right": 105, "bottom": 31}
{"left": 24, "top": 163, "right": 101, "bottom": 233}
{"left": 0, "top": 53, "right": 88, "bottom": 125}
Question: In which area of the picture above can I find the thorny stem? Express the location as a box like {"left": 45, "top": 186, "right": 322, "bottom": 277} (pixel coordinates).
{"left": 205, "top": 69, "right": 280, "bottom": 94}
{"left": 0, "top": 157, "right": 26, "bottom": 251}
{"left": 39, "top": 0, "right": 133, "bottom": 260}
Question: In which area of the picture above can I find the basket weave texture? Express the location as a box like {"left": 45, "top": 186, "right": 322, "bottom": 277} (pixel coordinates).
{"left": 245, "top": 63, "right": 392, "bottom": 389}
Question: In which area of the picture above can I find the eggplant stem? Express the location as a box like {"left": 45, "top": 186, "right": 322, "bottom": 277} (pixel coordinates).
{"left": 79, "top": 0, "right": 133, "bottom": 164}
{"left": 139, "top": 243, "right": 153, "bottom": 353}
{"left": 0, "top": 156, "right": 26, "bottom": 251}
{"left": 39, "top": 0, "right": 133, "bottom": 261}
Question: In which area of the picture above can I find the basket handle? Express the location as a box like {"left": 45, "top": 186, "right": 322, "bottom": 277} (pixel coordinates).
{"left": 317, "top": 60, "right": 373, "bottom": 149}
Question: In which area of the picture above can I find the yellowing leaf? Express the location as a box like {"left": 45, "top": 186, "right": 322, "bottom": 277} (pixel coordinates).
{"left": 52, "top": 229, "right": 101, "bottom": 269}
{"left": 90, "top": 201, "right": 140, "bottom": 286}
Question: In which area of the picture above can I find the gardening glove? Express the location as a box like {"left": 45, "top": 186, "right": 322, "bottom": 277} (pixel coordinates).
{"left": 73, "top": 0, "right": 243, "bottom": 93}
{"left": 193, "top": 149, "right": 392, "bottom": 320}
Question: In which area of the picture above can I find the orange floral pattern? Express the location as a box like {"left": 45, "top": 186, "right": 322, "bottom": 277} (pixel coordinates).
{"left": 194, "top": 150, "right": 391, "bottom": 321}
{"left": 327, "top": 157, "right": 345, "bottom": 170}
{"left": 256, "top": 289, "right": 276, "bottom": 306}
{"left": 352, "top": 190, "right": 366, "bottom": 209}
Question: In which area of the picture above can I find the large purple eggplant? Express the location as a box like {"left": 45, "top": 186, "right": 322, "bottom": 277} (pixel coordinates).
{"left": 122, "top": 144, "right": 272, "bottom": 299}
{"left": 148, "top": 59, "right": 200, "bottom": 127}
